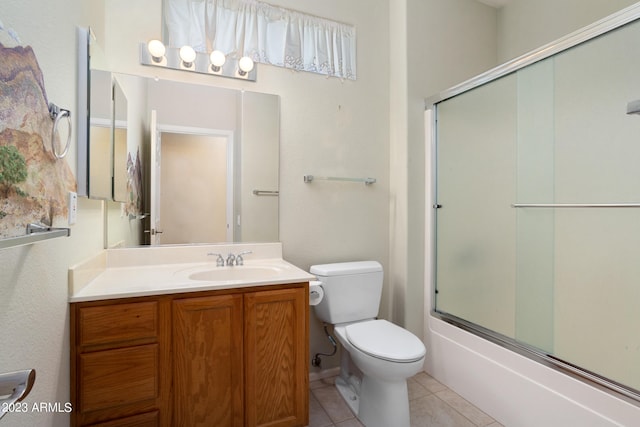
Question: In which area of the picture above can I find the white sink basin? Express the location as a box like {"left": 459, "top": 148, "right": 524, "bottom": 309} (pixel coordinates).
{"left": 185, "top": 265, "right": 285, "bottom": 282}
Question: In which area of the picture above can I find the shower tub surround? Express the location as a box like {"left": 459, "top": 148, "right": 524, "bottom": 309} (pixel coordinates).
{"left": 68, "top": 242, "right": 313, "bottom": 426}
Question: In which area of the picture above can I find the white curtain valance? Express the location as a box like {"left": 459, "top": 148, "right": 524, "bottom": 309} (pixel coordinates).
{"left": 163, "top": 0, "right": 357, "bottom": 80}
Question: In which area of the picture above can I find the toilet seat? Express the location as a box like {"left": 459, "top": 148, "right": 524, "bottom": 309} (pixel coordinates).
{"left": 345, "top": 319, "right": 426, "bottom": 363}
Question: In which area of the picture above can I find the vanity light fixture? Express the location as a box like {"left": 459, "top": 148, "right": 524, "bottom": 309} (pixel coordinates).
{"left": 147, "top": 39, "right": 166, "bottom": 63}
{"left": 179, "top": 45, "right": 197, "bottom": 69}
{"left": 210, "top": 50, "right": 226, "bottom": 72}
{"left": 140, "top": 41, "right": 257, "bottom": 82}
{"left": 238, "top": 56, "right": 255, "bottom": 76}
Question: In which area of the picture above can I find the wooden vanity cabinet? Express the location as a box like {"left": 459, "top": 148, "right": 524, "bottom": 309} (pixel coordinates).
{"left": 71, "top": 283, "right": 309, "bottom": 427}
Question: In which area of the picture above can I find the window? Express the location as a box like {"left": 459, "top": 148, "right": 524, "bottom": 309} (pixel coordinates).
{"left": 164, "top": 0, "right": 357, "bottom": 80}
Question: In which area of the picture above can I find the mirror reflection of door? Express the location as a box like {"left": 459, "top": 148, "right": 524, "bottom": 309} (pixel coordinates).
{"left": 150, "top": 119, "right": 234, "bottom": 245}
{"left": 112, "top": 127, "right": 127, "bottom": 201}
{"left": 88, "top": 124, "right": 112, "bottom": 199}
{"left": 88, "top": 70, "right": 114, "bottom": 200}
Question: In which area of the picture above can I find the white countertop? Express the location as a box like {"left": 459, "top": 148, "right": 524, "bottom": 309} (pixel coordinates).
{"left": 69, "top": 243, "right": 315, "bottom": 303}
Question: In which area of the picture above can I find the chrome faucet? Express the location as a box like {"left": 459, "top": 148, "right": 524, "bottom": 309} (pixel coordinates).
{"left": 207, "top": 252, "right": 225, "bottom": 267}
{"left": 210, "top": 251, "right": 253, "bottom": 266}
{"left": 235, "top": 251, "right": 252, "bottom": 265}
{"left": 226, "top": 253, "right": 236, "bottom": 266}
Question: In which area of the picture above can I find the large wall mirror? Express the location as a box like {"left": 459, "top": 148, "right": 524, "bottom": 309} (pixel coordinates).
{"left": 78, "top": 33, "right": 280, "bottom": 248}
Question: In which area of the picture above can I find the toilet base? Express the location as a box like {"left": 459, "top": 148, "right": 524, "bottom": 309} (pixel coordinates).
{"left": 358, "top": 375, "right": 410, "bottom": 427}
{"left": 335, "top": 374, "right": 410, "bottom": 427}
{"left": 335, "top": 375, "right": 360, "bottom": 415}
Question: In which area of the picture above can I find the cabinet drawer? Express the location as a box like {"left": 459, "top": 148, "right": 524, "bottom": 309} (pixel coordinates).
{"left": 78, "top": 302, "right": 158, "bottom": 347}
{"left": 79, "top": 344, "right": 159, "bottom": 413}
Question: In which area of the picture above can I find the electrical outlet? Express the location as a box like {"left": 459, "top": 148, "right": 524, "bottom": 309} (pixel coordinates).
{"left": 68, "top": 191, "right": 78, "bottom": 225}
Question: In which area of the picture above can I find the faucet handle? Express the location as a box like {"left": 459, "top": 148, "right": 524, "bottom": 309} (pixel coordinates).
{"left": 226, "top": 253, "right": 236, "bottom": 266}
{"left": 235, "top": 250, "right": 252, "bottom": 266}
{"left": 207, "top": 252, "right": 225, "bottom": 267}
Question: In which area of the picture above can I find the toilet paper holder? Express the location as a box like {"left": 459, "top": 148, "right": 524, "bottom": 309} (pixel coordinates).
{"left": 309, "top": 280, "right": 324, "bottom": 306}
{"left": 0, "top": 369, "right": 36, "bottom": 420}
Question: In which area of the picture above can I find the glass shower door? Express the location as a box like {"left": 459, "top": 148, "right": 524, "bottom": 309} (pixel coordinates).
{"left": 434, "top": 17, "right": 640, "bottom": 394}
{"left": 542, "top": 20, "right": 640, "bottom": 389}
{"left": 435, "top": 74, "right": 518, "bottom": 340}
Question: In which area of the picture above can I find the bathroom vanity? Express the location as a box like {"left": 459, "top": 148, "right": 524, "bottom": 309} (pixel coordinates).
{"left": 68, "top": 243, "right": 314, "bottom": 427}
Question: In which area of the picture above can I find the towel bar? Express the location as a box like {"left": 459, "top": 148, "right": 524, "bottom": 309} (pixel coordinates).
{"left": 0, "top": 223, "right": 70, "bottom": 250}
{"left": 252, "top": 190, "right": 279, "bottom": 196}
{"left": 303, "top": 175, "right": 376, "bottom": 185}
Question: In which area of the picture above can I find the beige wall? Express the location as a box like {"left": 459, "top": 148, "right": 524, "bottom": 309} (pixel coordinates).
{"left": 497, "top": 0, "right": 639, "bottom": 62}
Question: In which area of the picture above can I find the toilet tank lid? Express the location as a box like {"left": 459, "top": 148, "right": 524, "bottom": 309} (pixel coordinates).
{"left": 310, "top": 261, "right": 382, "bottom": 276}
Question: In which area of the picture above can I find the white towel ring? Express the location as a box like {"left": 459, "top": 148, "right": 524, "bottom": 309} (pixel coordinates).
{"left": 48, "top": 102, "right": 72, "bottom": 159}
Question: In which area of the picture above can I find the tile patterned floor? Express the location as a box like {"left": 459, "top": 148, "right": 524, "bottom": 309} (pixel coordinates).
{"left": 308, "top": 372, "right": 504, "bottom": 427}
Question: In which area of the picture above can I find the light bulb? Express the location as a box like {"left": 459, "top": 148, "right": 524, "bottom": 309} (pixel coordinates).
{"left": 238, "top": 56, "right": 254, "bottom": 75}
{"left": 179, "top": 45, "right": 197, "bottom": 67}
{"left": 147, "top": 39, "right": 166, "bottom": 62}
{"left": 209, "top": 50, "right": 227, "bottom": 71}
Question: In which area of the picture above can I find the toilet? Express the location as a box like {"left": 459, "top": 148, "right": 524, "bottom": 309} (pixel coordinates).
{"left": 310, "top": 261, "right": 426, "bottom": 427}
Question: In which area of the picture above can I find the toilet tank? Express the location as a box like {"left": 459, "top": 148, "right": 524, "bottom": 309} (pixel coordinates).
{"left": 310, "top": 261, "right": 383, "bottom": 324}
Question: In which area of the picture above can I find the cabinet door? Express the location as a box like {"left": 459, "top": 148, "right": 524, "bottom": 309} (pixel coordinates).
{"left": 244, "top": 286, "right": 309, "bottom": 427}
{"left": 173, "top": 294, "right": 244, "bottom": 427}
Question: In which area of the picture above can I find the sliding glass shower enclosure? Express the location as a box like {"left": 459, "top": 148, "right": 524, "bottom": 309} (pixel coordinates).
{"left": 428, "top": 6, "right": 640, "bottom": 400}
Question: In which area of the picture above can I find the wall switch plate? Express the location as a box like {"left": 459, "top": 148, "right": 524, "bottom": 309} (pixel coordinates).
{"left": 68, "top": 191, "right": 78, "bottom": 225}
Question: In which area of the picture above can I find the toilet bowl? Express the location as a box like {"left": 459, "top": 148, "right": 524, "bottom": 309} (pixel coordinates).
{"left": 334, "top": 319, "right": 425, "bottom": 427}
{"left": 336, "top": 320, "right": 425, "bottom": 380}
{"left": 310, "top": 261, "right": 426, "bottom": 427}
